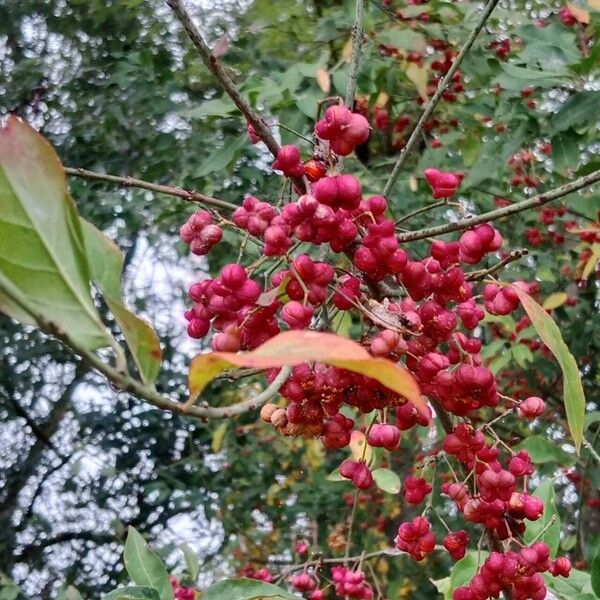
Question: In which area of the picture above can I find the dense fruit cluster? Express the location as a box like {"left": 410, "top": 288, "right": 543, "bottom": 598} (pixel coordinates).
{"left": 180, "top": 103, "right": 573, "bottom": 599}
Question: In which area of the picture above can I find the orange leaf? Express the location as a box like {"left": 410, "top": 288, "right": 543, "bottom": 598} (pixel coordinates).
{"left": 188, "top": 330, "right": 424, "bottom": 414}
{"left": 316, "top": 69, "right": 331, "bottom": 93}
{"left": 567, "top": 2, "right": 590, "bottom": 23}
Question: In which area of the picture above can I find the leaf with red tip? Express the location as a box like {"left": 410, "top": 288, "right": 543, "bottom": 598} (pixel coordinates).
{"left": 512, "top": 286, "right": 585, "bottom": 453}
{"left": 187, "top": 330, "right": 424, "bottom": 414}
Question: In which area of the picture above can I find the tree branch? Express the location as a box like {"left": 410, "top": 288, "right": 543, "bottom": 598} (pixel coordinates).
{"left": 15, "top": 531, "right": 118, "bottom": 563}
{"left": 382, "top": 0, "right": 502, "bottom": 197}
{"left": 397, "top": 169, "right": 600, "bottom": 243}
{"left": 64, "top": 167, "right": 237, "bottom": 212}
{"left": 345, "top": 0, "right": 367, "bottom": 108}
{"left": 164, "top": 0, "right": 280, "bottom": 159}
{"left": 465, "top": 249, "right": 529, "bottom": 282}
{"left": 0, "top": 279, "right": 290, "bottom": 421}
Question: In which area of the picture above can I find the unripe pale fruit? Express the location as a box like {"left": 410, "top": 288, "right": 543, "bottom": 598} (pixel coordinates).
{"left": 260, "top": 403, "right": 279, "bottom": 423}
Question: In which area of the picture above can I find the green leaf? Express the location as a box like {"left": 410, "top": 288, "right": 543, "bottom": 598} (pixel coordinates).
{"left": 545, "top": 568, "right": 592, "bottom": 597}
{"left": 187, "top": 97, "right": 237, "bottom": 119}
{"left": 103, "top": 587, "right": 161, "bottom": 600}
{"left": 550, "top": 91, "right": 600, "bottom": 133}
{"left": 430, "top": 576, "right": 451, "bottom": 600}
{"left": 552, "top": 129, "right": 581, "bottom": 174}
{"left": 523, "top": 480, "right": 561, "bottom": 557}
{"left": 326, "top": 468, "right": 345, "bottom": 482}
{"left": 461, "top": 131, "right": 481, "bottom": 167}
{"left": 372, "top": 468, "right": 401, "bottom": 494}
{"left": 450, "top": 552, "right": 487, "bottom": 591}
{"left": 515, "top": 436, "right": 575, "bottom": 466}
{"left": 512, "top": 287, "right": 585, "bottom": 452}
{"left": 195, "top": 135, "right": 247, "bottom": 177}
{"left": 494, "top": 63, "right": 567, "bottom": 90}
{"left": 511, "top": 344, "right": 534, "bottom": 368}
{"left": 57, "top": 585, "right": 84, "bottom": 600}
{"left": 591, "top": 541, "right": 600, "bottom": 597}
{"left": 376, "top": 28, "right": 427, "bottom": 51}
{"left": 81, "top": 220, "right": 161, "bottom": 384}
{"left": 0, "top": 115, "right": 112, "bottom": 350}
{"left": 124, "top": 527, "right": 173, "bottom": 600}
{"left": 585, "top": 411, "right": 600, "bottom": 430}
{"left": 203, "top": 578, "right": 297, "bottom": 600}
{"left": 0, "top": 572, "right": 20, "bottom": 600}
{"left": 181, "top": 544, "right": 200, "bottom": 582}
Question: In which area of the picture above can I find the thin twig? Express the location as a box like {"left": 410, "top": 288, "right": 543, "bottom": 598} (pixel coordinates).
{"left": 397, "top": 169, "right": 600, "bottom": 243}
{"left": 165, "top": 0, "right": 280, "bottom": 158}
{"left": 345, "top": 0, "right": 367, "bottom": 107}
{"left": 465, "top": 250, "right": 529, "bottom": 282}
{"left": 64, "top": 167, "right": 237, "bottom": 212}
{"left": 277, "top": 546, "right": 445, "bottom": 579}
{"left": 382, "top": 0, "right": 502, "bottom": 197}
{"left": 395, "top": 199, "right": 447, "bottom": 225}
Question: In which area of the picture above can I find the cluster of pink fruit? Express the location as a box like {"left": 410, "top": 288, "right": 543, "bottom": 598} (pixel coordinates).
{"left": 179, "top": 104, "right": 571, "bottom": 599}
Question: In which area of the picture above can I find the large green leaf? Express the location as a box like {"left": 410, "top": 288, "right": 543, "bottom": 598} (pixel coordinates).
{"left": 103, "top": 587, "right": 161, "bottom": 600}
{"left": 0, "top": 115, "right": 112, "bottom": 350}
{"left": 204, "top": 579, "right": 297, "bottom": 600}
{"left": 523, "top": 480, "right": 561, "bottom": 557}
{"left": 81, "top": 220, "right": 161, "bottom": 384}
{"left": 513, "top": 287, "right": 585, "bottom": 452}
{"left": 124, "top": 527, "right": 173, "bottom": 600}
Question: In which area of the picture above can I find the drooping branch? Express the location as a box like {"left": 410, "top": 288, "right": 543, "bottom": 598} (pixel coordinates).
{"left": 64, "top": 167, "right": 237, "bottom": 212}
{"left": 164, "top": 0, "right": 280, "bottom": 159}
{"left": 345, "top": 0, "right": 367, "bottom": 108}
{"left": 397, "top": 169, "right": 600, "bottom": 243}
{"left": 0, "top": 282, "right": 290, "bottom": 421}
{"left": 382, "top": 0, "right": 502, "bottom": 197}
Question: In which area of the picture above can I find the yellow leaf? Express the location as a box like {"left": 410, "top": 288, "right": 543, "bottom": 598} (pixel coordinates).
{"left": 567, "top": 2, "right": 590, "bottom": 22}
{"left": 409, "top": 175, "right": 418, "bottom": 192}
{"left": 187, "top": 331, "right": 424, "bottom": 415}
{"left": 350, "top": 430, "right": 373, "bottom": 465}
{"left": 316, "top": 69, "right": 331, "bottom": 93}
{"left": 304, "top": 438, "right": 325, "bottom": 470}
{"left": 542, "top": 292, "right": 568, "bottom": 311}
{"left": 512, "top": 286, "right": 585, "bottom": 453}
{"left": 342, "top": 38, "right": 353, "bottom": 63}
{"left": 211, "top": 421, "right": 228, "bottom": 453}
{"left": 376, "top": 92, "right": 389, "bottom": 107}
{"left": 582, "top": 244, "right": 600, "bottom": 279}
{"left": 405, "top": 63, "right": 429, "bottom": 101}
